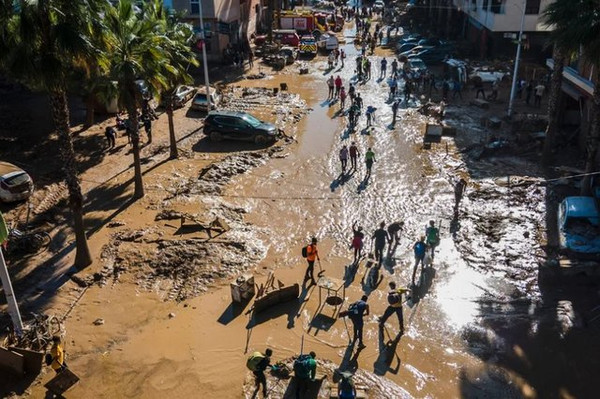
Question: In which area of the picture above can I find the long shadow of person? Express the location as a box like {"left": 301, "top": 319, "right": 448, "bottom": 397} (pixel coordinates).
{"left": 330, "top": 172, "right": 346, "bottom": 192}
{"left": 410, "top": 266, "right": 436, "bottom": 306}
{"left": 356, "top": 174, "right": 370, "bottom": 194}
{"left": 343, "top": 261, "right": 360, "bottom": 287}
{"left": 361, "top": 264, "right": 383, "bottom": 295}
{"left": 337, "top": 341, "right": 365, "bottom": 375}
{"left": 450, "top": 211, "right": 461, "bottom": 239}
{"left": 373, "top": 326, "right": 402, "bottom": 376}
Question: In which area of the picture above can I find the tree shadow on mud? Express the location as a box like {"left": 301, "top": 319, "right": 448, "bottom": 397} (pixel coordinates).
{"left": 191, "top": 136, "right": 275, "bottom": 153}
{"left": 373, "top": 326, "right": 402, "bottom": 376}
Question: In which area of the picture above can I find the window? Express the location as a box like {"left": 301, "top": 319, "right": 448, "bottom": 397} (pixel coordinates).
{"left": 471, "top": 0, "right": 477, "bottom": 11}
{"left": 190, "top": 0, "right": 199, "bottom": 15}
{"left": 525, "top": 0, "right": 540, "bottom": 14}
{"left": 482, "top": 0, "right": 489, "bottom": 11}
{"left": 491, "top": 0, "right": 505, "bottom": 14}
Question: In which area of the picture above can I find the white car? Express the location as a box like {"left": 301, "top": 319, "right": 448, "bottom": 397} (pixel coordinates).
{"left": 373, "top": 0, "right": 385, "bottom": 11}
{"left": 0, "top": 162, "right": 34, "bottom": 203}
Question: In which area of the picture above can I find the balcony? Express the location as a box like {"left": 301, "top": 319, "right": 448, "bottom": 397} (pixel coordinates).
{"left": 546, "top": 58, "right": 595, "bottom": 97}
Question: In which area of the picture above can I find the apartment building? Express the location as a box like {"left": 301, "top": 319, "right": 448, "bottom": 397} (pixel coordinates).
{"left": 451, "top": 0, "right": 553, "bottom": 59}
{"left": 171, "top": 0, "right": 256, "bottom": 62}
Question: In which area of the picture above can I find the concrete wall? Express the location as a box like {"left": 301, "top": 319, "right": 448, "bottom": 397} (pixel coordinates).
{"left": 453, "top": 0, "right": 553, "bottom": 32}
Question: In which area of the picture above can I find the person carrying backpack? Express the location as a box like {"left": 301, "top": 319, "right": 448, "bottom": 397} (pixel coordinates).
{"left": 351, "top": 221, "right": 364, "bottom": 264}
{"left": 412, "top": 236, "right": 427, "bottom": 286}
{"left": 338, "top": 371, "right": 357, "bottom": 399}
{"left": 347, "top": 295, "right": 369, "bottom": 348}
{"left": 371, "top": 221, "right": 389, "bottom": 266}
{"left": 303, "top": 237, "right": 320, "bottom": 285}
{"left": 294, "top": 351, "right": 317, "bottom": 399}
{"left": 425, "top": 220, "right": 440, "bottom": 261}
{"left": 378, "top": 281, "right": 406, "bottom": 334}
{"left": 246, "top": 348, "right": 273, "bottom": 398}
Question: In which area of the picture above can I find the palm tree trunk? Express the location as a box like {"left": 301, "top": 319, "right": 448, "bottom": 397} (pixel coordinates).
{"left": 167, "top": 99, "right": 178, "bottom": 159}
{"left": 126, "top": 86, "right": 144, "bottom": 199}
{"left": 49, "top": 89, "right": 92, "bottom": 269}
{"left": 581, "top": 72, "right": 600, "bottom": 196}
{"left": 542, "top": 48, "right": 566, "bottom": 166}
{"left": 84, "top": 94, "right": 95, "bottom": 128}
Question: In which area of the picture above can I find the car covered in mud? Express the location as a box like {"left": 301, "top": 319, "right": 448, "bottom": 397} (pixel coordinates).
{"left": 191, "top": 87, "right": 220, "bottom": 111}
{"left": 558, "top": 196, "right": 600, "bottom": 256}
{"left": 0, "top": 161, "right": 34, "bottom": 202}
{"left": 203, "top": 111, "right": 279, "bottom": 144}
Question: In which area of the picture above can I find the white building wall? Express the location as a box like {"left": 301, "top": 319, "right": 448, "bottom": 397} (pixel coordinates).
{"left": 452, "top": 0, "right": 553, "bottom": 32}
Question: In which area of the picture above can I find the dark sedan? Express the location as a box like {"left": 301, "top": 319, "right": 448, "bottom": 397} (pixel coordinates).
{"left": 203, "top": 111, "right": 279, "bottom": 144}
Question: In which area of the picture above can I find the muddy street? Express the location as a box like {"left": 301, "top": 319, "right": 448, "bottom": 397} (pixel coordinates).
{"left": 3, "top": 15, "right": 600, "bottom": 399}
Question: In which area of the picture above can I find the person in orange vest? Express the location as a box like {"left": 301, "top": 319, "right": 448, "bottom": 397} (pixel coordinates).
{"left": 304, "top": 237, "right": 320, "bottom": 285}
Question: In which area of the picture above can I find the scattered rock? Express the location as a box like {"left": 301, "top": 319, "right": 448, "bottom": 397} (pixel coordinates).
{"left": 107, "top": 220, "right": 126, "bottom": 228}
{"left": 70, "top": 275, "right": 90, "bottom": 288}
{"left": 168, "top": 313, "right": 176, "bottom": 319}
{"left": 93, "top": 318, "right": 105, "bottom": 326}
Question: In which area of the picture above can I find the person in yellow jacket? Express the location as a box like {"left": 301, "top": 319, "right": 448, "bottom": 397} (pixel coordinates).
{"left": 304, "top": 237, "right": 320, "bottom": 285}
{"left": 50, "top": 335, "right": 67, "bottom": 373}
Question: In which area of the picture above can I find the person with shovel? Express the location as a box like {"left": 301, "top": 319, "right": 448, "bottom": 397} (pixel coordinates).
{"left": 247, "top": 348, "right": 273, "bottom": 398}
{"left": 378, "top": 281, "right": 407, "bottom": 335}
{"left": 304, "top": 237, "right": 320, "bottom": 285}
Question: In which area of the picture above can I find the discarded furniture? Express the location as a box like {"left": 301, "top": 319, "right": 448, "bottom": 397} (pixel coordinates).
{"left": 44, "top": 368, "right": 80, "bottom": 396}
{"left": 8, "top": 346, "right": 44, "bottom": 376}
{"left": 316, "top": 276, "right": 345, "bottom": 312}
{"left": 253, "top": 272, "right": 299, "bottom": 313}
{"left": 424, "top": 123, "right": 443, "bottom": 144}
{"left": 0, "top": 347, "right": 24, "bottom": 375}
{"left": 230, "top": 274, "right": 255, "bottom": 303}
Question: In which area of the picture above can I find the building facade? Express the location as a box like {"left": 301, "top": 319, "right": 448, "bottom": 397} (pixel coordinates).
{"left": 451, "top": 0, "right": 553, "bottom": 59}
{"left": 547, "top": 55, "right": 596, "bottom": 151}
{"left": 171, "top": 0, "right": 256, "bottom": 62}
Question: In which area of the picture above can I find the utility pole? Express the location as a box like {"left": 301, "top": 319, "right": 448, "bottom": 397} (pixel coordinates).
{"left": 198, "top": 0, "right": 212, "bottom": 109}
{"left": 507, "top": 0, "right": 527, "bottom": 118}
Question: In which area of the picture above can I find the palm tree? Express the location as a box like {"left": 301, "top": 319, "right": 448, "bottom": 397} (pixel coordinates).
{"left": 104, "top": 0, "right": 169, "bottom": 199}
{"left": 541, "top": 47, "right": 566, "bottom": 166}
{"left": 543, "top": 0, "right": 600, "bottom": 194}
{"left": 0, "top": 0, "right": 94, "bottom": 269}
{"left": 159, "top": 11, "right": 199, "bottom": 159}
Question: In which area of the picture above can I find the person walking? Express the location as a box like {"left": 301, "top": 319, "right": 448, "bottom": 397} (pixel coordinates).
{"left": 391, "top": 76, "right": 400, "bottom": 99}
{"left": 366, "top": 105, "right": 376, "bottom": 127}
{"left": 429, "top": 72, "right": 438, "bottom": 96}
{"left": 349, "top": 142, "right": 359, "bottom": 169}
{"left": 351, "top": 221, "right": 364, "bottom": 263}
{"left": 348, "top": 104, "right": 358, "bottom": 128}
{"left": 335, "top": 75, "right": 343, "bottom": 98}
{"left": 454, "top": 178, "right": 467, "bottom": 214}
{"left": 340, "top": 49, "right": 346, "bottom": 67}
{"left": 474, "top": 78, "right": 486, "bottom": 99}
{"left": 365, "top": 147, "right": 375, "bottom": 177}
{"left": 355, "top": 93, "right": 363, "bottom": 109}
{"left": 248, "top": 49, "right": 254, "bottom": 68}
{"left": 340, "top": 145, "right": 349, "bottom": 173}
{"left": 452, "top": 79, "right": 463, "bottom": 100}
{"left": 338, "top": 372, "right": 358, "bottom": 399}
{"left": 340, "top": 87, "right": 347, "bottom": 110}
{"left": 380, "top": 57, "right": 387, "bottom": 79}
{"left": 372, "top": 222, "right": 389, "bottom": 266}
{"left": 391, "top": 100, "right": 399, "bottom": 125}
{"left": 365, "top": 58, "right": 372, "bottom": 80}
{"left": 378, "top": 282, "right": 406, "bottom": 335}
{"left": 488, "top": 79, "right": 499, "bottom": 100}
{"left": 304, "top": 237, "right": 320, "bottom": 285}
{"left": 387, "top": 221, "right": 404, "bottom": 249}
{"left": 411, "top": 237, "right": 427, "bottom": 286}
{"left": 248, "top": 348, "right": 272, "bottom": 399}
{"left": 348, "top": 83, "right": 356, "bottom": 101}
{"left": 49, "top": 335, "right": 67, "bottom": 374}
{"left": 347, "top": 295, "right": 370, "bottom": 348}
{"left": 143, "top": 116, "right": 152, "bottom": 144}
{"left": 105, "top": 126, "right": 117, "bottom": 149}
{"left": 391, "top": 58, "right": 398, "bottom": 79}
{"left": 525, "top": 80, "right": 534, "bottom": 105}
{"left": 328, "top": 51, "right": 335, "bottom": 69}
{"left": 327, "top": 76, "right": 335, "bottom": 99}
{"left": 295, "top": 352, "right": 318, "bottom": 399}
{"left": 425, "top": 220, "right": 440, "bottom": 261}
{"left": 534, "top": 82, "right": 545, "bottom": 107}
